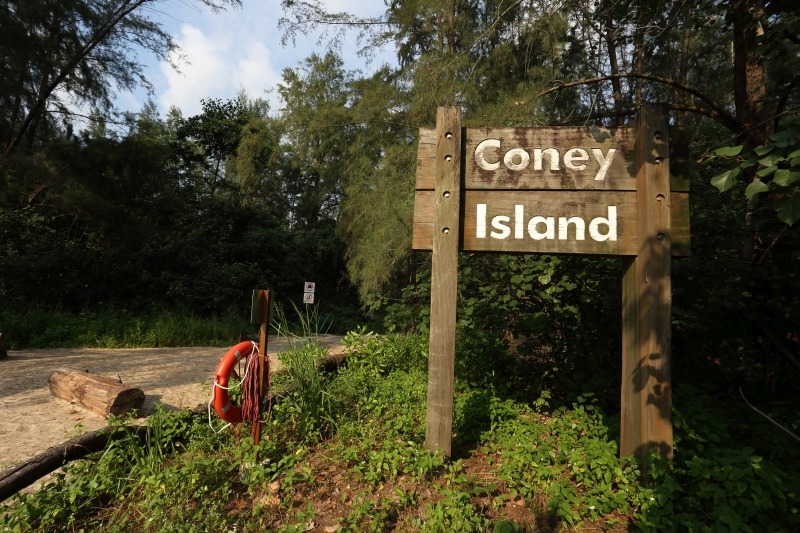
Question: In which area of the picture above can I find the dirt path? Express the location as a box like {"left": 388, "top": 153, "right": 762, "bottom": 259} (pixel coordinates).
{"left": 0, "top": 336, "right": 344, "bottom": 470}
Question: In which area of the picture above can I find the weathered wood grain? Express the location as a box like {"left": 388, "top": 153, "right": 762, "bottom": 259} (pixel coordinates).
{"left": 48, "top": 368, "right": 144, "bottom": 417}
{"left": 620, "top": 104, "right": 674, "bottom": 465}
{"left": 424, "top": 107, "right": 461, "bottom": 457}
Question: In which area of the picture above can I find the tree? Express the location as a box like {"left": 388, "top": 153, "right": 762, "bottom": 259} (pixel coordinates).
{"left": 276, "top": 52, "right": 354, "bottom": 229}
{"left": 173, "top": 97, "right": 254, "bottom": 196}
{"left": 0, "top": 0, "right": 241, "bottom": 161}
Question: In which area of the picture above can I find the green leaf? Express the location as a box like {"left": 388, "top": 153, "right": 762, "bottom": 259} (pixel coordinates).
{"left": 739, "top": 157, "right": 759, "bottom": 169}
{"left": 772, "top": 169, "right": 800, "bottom": 187}
{"left": 775, "top": 191, "right": 800, "bottom": 226}
{"left": 753, "top": 145, "right": 773, "bottom": 156}
{"left": 768, "top": 130, "right": 798, "bottom": 146}
{"left": 787, "top": 148, "right": 800, "bottom": 159}
{"left": 714, "top": 145, "right": 743, "bottom": 157}
{"left": 756, "top": 165, "right": 778, "bottom": 178}
{"left": 744, "top": 179, "right": 769, "bottom": 199}
{"left": 711, "top": 168, "right": 740, "bottom": 192}
{"left": 758, "top": 153, "right": 786, "bottom": 167}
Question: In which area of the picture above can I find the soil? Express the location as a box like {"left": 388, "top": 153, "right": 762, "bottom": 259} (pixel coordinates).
{"left": 0, "top": 335, "right": 344, "bottom": 471}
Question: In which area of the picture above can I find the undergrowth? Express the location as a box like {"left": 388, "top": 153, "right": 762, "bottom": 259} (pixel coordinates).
{"left": 0, "top": 308, "right": 249, "bottom": 349}
{"left": 2, "top": 332, "right": 798, "bottom": 531}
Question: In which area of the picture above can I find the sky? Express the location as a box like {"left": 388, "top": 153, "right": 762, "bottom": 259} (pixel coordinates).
{"left": 118, "top": 0, "right": 396, "bottom": 118}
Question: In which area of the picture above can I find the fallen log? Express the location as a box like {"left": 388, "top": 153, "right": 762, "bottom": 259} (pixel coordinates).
{"left": 0, "top": 407, "right": 208, "bottom": 503}
{"left": 0, "top": 424, "right": 146, "bottom": 502}
{"left": 48, "top": 368, "right": 144, "bottom": 416}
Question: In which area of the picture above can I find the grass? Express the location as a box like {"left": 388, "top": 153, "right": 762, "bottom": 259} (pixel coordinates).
{"left": 0, "top": 303, "right": 369, "bottom": 350}
{"left": 0, "top": 308, "right": 250, "bottom": 349}
{"left": 1, "top": 331, "right": 799, "bottom": 531}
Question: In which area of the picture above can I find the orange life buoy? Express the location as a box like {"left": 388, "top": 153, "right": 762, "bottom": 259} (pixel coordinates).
{"left": 212, "top": 341, "right": 257, "bottom": 424}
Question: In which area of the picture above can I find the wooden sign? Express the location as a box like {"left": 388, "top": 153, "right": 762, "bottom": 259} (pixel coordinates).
{"left": 414, "top": 127, "right": 690, "bottom": 256}
{"left": 416, "top": 105, "right": 687, "bottom": 467}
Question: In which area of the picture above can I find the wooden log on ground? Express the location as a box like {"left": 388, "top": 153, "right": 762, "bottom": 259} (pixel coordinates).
{"left": 0, "top": 424, "right": 147, "bottom": 502}
{"left": 0, "top": 406, "right": 206, "bottom": 502}
{"left": 48, "top": 368, "right": 145, "bottom": 416}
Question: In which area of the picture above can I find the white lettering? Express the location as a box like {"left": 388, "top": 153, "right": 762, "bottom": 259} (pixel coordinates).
{"left": 515, "top": 205, "right": 524, "bottom": 239}
{"left": 564, "top": 148, "right": 589, "bottom": 171}
{"left": 558, "top": 217, "right": 586, "bottom": 240}
{"left": 491, "top": 215, "right": 511, "bottom": 239}
{"left": 533, "top": 148, "right": 560, "bottom": 171}
{"left": 475, "top": 139, "right": 501, "bottom": 171}
{"left": 592, "top": 148, "right": 616, "bottom": 181}
{"left": 476, "top": 204, "right": 487, "bottom": 238}
{"left": 475, "top": 204, "right": 618, "bottom": 243}
{"left": 527, "top": 216, "right": 555, "bottom": 240}
{"left": 473, "top": 141, "right": 618, "bottom": 180}
{"left": 589, "top": 206, "right": 617, "bottom": 241}
{"left": 504, "top": 148, "right": 530, "bottom": 171}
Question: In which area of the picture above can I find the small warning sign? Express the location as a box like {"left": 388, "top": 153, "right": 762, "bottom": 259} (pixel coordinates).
{"left": 303, "top": 281, "right": 315, "bottom": 304}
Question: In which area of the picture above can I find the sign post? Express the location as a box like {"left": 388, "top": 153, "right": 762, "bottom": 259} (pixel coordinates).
{"left": 424, "top": 107, "right": 462, "bottom": 456}
{"left": 413, "top": 105, "right": 688, "bottom": 464}
{"left": 250, "top": 289, "right": 273, "bottom": 446}
{"left": 621, "top": 104, "right": 673, "bottom": 463}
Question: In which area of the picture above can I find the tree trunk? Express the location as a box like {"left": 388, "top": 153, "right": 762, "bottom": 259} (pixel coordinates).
{"left": 731, "top": 0, "right": 768, "bottom": 259}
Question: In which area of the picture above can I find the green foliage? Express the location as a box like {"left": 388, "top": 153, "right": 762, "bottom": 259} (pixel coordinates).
{"left": 637, "top": 449, "right": 799, "bottom": 532}
{"left": 277, "top": 341, "right": 337, "bottom": 441}
{"left": 0, "top": 408, "right": 228, "bottom": 532}
{"left": 2, "top": 335, "right": 798, "bottom": 531}
{"left": 277, "top": 52, "right": 352, "bottom": 229}
{"left": 482, "top": 393, "right": 642, "bottom": 525}
{"left": 0, "top": 308, "right": 248, "bottom": 349}
{"left": 174, "top": 97, "right": 255, "bottom": 189}
{"left": 341, "top": 329, "right": 429, "bottom": 376}
{"left": 385, "top": 252, "right": 623, "bottom": 408}
{"left": 709, "top": 115, "right": 800, "bottom": 225}
{"left": 635, "top": 388, "right": 800, "bottom": 531}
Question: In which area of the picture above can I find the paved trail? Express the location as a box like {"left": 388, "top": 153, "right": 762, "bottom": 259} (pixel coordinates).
{"left": 0, "top": 336, "right": 343, "bottom": 470}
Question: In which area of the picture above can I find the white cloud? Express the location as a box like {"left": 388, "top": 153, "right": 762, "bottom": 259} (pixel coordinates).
{"left": 119, "top": 0, "right": 394, "bottom": 118}
{"left": 235, "top": 40, "right": 281, "bottom": 103}
{"left": 157, "top": 23, "right": 280, "bottom": 116}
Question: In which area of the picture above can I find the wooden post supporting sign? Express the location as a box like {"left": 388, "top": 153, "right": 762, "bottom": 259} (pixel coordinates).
{"left": 621, "top": 104, "right": 673, "bottom": 463}
{"left": 250, "top": 289, "right": 273, "bottom": 445}
{"left": 424, "top": 107, "right": 462, "bottom": 456}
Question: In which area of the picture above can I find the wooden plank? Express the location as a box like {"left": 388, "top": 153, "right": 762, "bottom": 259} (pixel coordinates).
{"left": 461, "top": 191, "right": 638, "bottom": 255}
{"left": 253, "top": 289, "right": 273, "bottom": 445}
{"left": 620, "top": 104, "right": 673, "bottom": 466}
{"left": 412, "top": 190, "right": 435, "bottom": 250}
{"left": 669, "top": 125, "right": 691, "bottom": 192}
{"left": 413, "top": 189, "right": 691, "bottom": 256}
{"left": 416, "top": 128, "right": 437, "bottom": 189}
{"left": 424, "top": 107, "right": 462, "bottom": 457}
{"left": 417, "top": 127, "right": 636, "bottom": 190}
{"left": 668, "top": 125, "right": 691, "bottom": 257}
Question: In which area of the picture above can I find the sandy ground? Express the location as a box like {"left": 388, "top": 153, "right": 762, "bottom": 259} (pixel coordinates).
{"left": 0, "top": 335, "right": 344, "bottom": 471}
